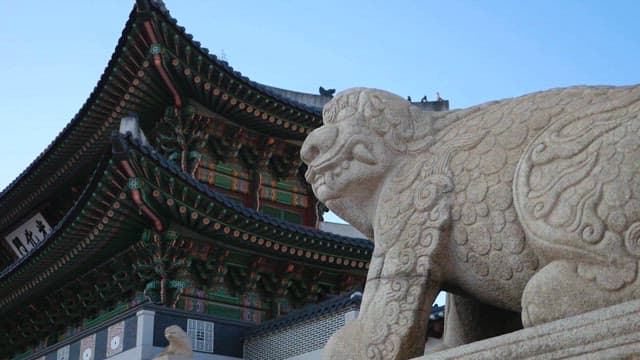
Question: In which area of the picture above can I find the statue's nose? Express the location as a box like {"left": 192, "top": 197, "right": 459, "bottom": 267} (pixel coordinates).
{"left": 300, "top": 126, "right": 338, "bottom": 165}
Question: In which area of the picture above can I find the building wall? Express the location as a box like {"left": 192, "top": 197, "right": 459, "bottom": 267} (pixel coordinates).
{"left": 33, "top": 315, "right": 137, "bottom": 360}
{"left": 284, "top": 349, "right": 323, "bottom": 360}
{"left": 243, "top": 308, "right": 358, "bottom": 360}
{"left": 20, "top": 305, "right": 249, "bottom": 360}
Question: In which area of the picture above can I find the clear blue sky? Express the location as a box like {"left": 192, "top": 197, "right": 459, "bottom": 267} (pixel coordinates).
{"left": 0, "top": 0, "right": 638, "bottom": 306}
{"left": 1, "top": 1, "right": 639, "bottom": 190}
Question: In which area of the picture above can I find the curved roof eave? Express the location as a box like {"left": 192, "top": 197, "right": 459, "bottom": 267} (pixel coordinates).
{"left": 0, "top": 5, "right": 141, "bottom": 228}
{"left": 0, "top": 0, "right": 327, "bottom": 233}
{"left": 144, "top": 0, "right": 324, "bottom": 117}
{"left": 114, "top": 131, "right": 373, "bottom": 254}
{"left": 0, "top": 154, "right": 145, "bottom": 312}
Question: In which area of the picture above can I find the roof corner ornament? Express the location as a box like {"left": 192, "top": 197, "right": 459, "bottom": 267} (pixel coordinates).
{"left": 119, "top": 113, "right": 150, "bottom": 147}
{"left": 319, "top": 86, "right": 336, "bottom": 98}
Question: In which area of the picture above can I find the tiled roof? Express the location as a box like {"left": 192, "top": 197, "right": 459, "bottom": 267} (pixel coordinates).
{"left": 0, "top": 157, "right": 110, "bottom": 281}
{"left": 246, "top": 292, "right": 363, "bottom": 337}
{"left": 0, "top": 131, "right": 372, "bottom": 311}
{"left": 0, "top": 0, "right": 326, "bottom": 235}
{"left": 246, "top": 291, "right": 446, "bottom": 337}
{"left": 143, "top": 0, "right": 324, "bottom": 115}
{"left": 0, "top": 153, "right": 145, "bottom": 312}
{"left": 115, "top": 131, "right": 373, "bottom": 252}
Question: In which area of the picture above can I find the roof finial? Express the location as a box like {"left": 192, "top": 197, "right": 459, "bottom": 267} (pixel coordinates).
{"left": 319, "top": 86, "right": 336, "bottom": 98}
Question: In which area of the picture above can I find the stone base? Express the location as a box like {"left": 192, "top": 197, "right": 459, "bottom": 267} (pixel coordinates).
{"left": 418, "top": 299, "right": 640, "bottom": 359}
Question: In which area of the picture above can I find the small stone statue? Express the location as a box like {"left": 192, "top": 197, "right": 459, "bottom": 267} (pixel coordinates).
{"left": 154, "top": 325, "right": 192, "bottom": 359}
{"left": 301, "top": 85, "right": 640, "bottom": 360}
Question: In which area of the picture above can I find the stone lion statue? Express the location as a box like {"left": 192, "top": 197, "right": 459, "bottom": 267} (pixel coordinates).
{"left": 155, "top": 325, "right": 193, "bottom": 358}
{"left": 300, "top": 85, "right": 640, "bottom": 360}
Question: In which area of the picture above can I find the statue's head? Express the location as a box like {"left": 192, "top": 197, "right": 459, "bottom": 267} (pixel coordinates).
{"left": 301, "top": 88, "right": 435, "bottom": 235}
{"left": 164, "top": 325, "right": 192, "bottom": 353}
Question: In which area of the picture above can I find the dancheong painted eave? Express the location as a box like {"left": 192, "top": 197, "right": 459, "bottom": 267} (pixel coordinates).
{"left": 112, "top": 132, "right": 373, "bottom": 259}
{"left": 0, "top": 132, "right": 371, "bottom": 354}
{"left": 0, "top": 132, "right": 371, "bottom": 314}
{"left": 0, "top": 153, "right": 146, "bottom": 312}
{"left": 0, "top": 0, "right": 327, "bottom": 237}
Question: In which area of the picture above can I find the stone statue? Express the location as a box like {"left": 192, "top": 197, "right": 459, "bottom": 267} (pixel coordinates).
{"left": 300, "top": 85, "right": 640, "bottom": 360}
{"left": 154, "top": 325, "right": 193, "bottom": 359}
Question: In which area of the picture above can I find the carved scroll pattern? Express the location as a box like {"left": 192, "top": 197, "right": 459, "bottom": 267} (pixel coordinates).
{"left": 352, "top": 143, "right": 480, "bottom": 359}
{"left": 514, "top": 88, "right": 640, "bottom": 289}
{"left": 516, "top": 106, "right": 640, "bottom": 248}
{"left": 350, "top": 185, "right": 449, "bottom": 358}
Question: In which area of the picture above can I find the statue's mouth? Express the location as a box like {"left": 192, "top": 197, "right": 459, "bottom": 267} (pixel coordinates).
{"left": 306, "top": 135, "right": 375, "bottom": 174}
{"left": 305, "top": 136, "right": 377, "bottom": 201}
{"left": 306, "top": 166, "right": 339, "bottom": 201}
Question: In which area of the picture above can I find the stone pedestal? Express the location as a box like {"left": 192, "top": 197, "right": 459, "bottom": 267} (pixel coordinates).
{"left": 418, "top": 299, "right": 640, "bottom": 359}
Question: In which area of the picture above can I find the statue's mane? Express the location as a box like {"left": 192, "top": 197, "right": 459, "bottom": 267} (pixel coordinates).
{"left": 324, "top": 88, "right": 440, "bottom": 154}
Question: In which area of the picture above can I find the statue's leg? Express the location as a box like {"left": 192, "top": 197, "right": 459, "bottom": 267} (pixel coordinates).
{"left": 521, "top": 260, "right": 638, "bottom": 327}
{"left": 426, "top": 293, "right": 522, "bottom": 352}
{"left": 323, "top": 275, "right": 440, "bottom": 360}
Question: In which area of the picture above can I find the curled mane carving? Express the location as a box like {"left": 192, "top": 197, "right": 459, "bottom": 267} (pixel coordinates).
{"left": 323, "top": 88, "right": 436, "bottom": 154}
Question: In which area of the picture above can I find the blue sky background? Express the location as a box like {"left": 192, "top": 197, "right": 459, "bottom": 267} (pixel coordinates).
{"left": 0, "top": 0, "right": 639, "bottom": 307}
{"left": 1, "top": 1, "right": 639, "bottom": 191}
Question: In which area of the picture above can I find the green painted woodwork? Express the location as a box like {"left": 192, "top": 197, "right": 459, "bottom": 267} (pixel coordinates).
{"left": 213, "top": 172, "right": 232, "bottom": 190}
{"left": 127, "top": 177, "right": 142, "bottom": 190}
{"left": 137, "top": 160, "right": 371, "bottom": 265}
{"left": 260, "top": 205, "right": 303, "bottom": 224}
{"left": 135, "top": 229, "right": 193, "bottom": 305}
{"left": 206, "top": 302, "right": 242, "bottom": 319}
{"left": 149, "top": 43, "right": 162, "bottom": 55}
{"left": 154, "top": 104, "right": 210, "bottom": 173}
{"left": 211, "top": 163, "right": 246, "bottom": 178}
{"left": 83, "top": 302, "right": 128, "bottom": 328}
{"left": 259, "top": 173, "right": 310, "bottom": 208}
{"left": 261, "top": 174, "right": 306, "bottom": 193}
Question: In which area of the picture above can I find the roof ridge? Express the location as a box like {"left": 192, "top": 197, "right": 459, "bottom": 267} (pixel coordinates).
{"left": 246, "top": 291, "right": 362, "bottom": 337}
{"left": 145, "top": 0, "right": 324, "bottom": 116}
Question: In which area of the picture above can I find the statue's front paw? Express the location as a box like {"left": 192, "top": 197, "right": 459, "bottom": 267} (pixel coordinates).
{"left": 323, "top": 320, "right": 364, "bottom": 360}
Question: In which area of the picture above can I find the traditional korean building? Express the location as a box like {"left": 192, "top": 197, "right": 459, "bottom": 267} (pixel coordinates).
{"left": 0, "top": 1, "right": 448, "bottom": 360}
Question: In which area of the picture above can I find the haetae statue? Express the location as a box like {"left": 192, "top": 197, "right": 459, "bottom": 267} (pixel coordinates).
{"left": 154, "top": 325, "right": 193, "bottom": 359}
{"left": 300, "top": 85, "right": 640, "bottom": 359}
